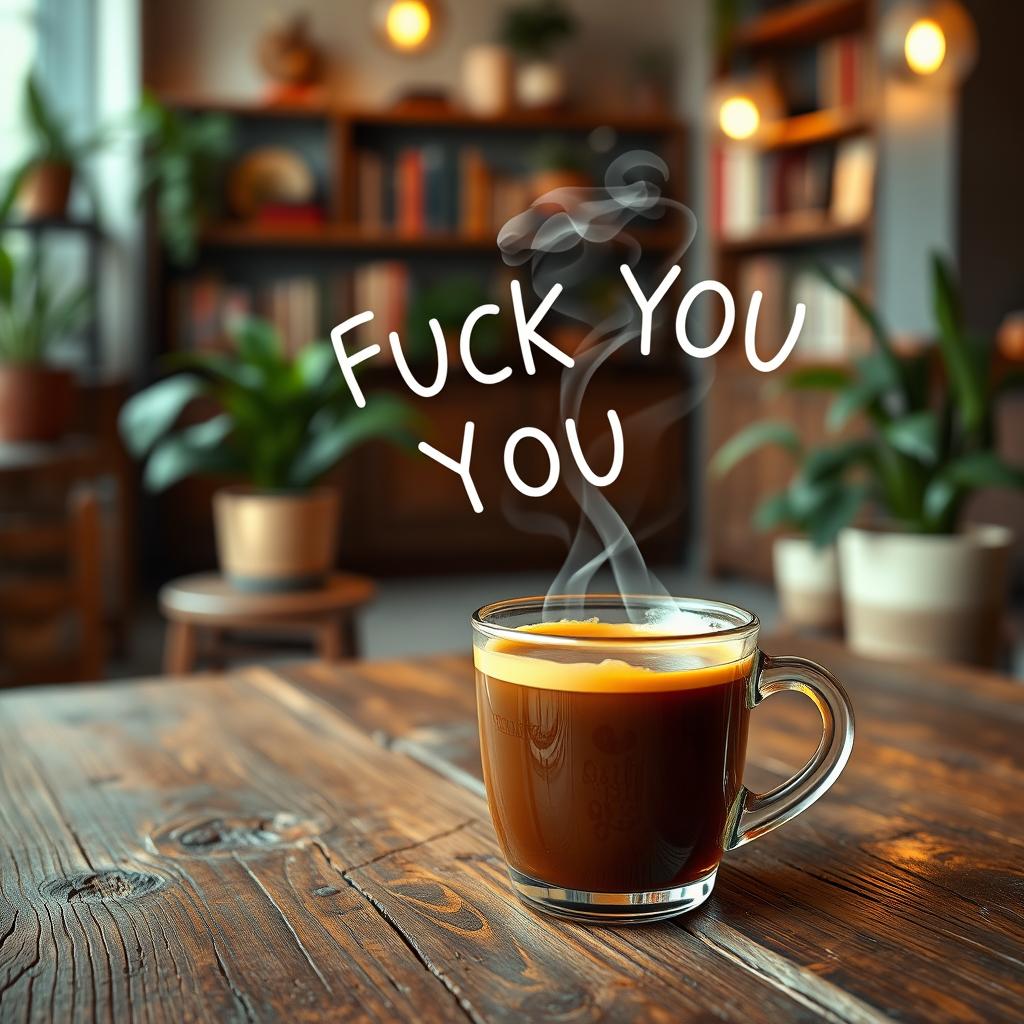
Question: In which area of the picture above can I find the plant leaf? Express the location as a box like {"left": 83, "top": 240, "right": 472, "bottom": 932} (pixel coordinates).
{"left": 233, "top": 316, "right": 283, "bottom": 366}
{"left": 944, "top": 451, "right": 1024, "bottom": 489}
{"left": 0, "top": 162, "right": 31, "bottom": 222}
{"left": 25, "top": 74, "right": 68, "bottom": 156}
{"left": 826, "top": 353, "right": 895, "bottom": 431}
{"left": 710, "top": 420, "right": 801, "bottom": 476}
{"left": 815, "top": 263, "right": 908, "bottom": 404}
{"left": 0, "top": 247, "right": 13, "bottom": 305}
{"left": 118, "top": 374, "right": 207, "bottom": 455}
{"left": 753, "top": 491, "right": 797, "bottom": 532}
{"left": 883, "top": 411, "right": 941, "bottom": 464}
{"left": 807, "top": 483, "right": 867, "bottom": 548}
{"left": 296, "top": 342, "right": 337, "bottom": 392}
{"left": 802, "top": 439, "right": 874, "bottom": 481}
{"left": 143, "top": 415, "right": 238, "bottom": 492}
{"left": 784, "top": 366, "right": 852, "bottom": 391}
{"left": 287, "top": 394, "right": 418, "bottom": 488}
{"left": 922, "top": 452, "right": 1024, "bottom": 531}
{"left": 931, "top": 252, "right": 987, "bottom": 437}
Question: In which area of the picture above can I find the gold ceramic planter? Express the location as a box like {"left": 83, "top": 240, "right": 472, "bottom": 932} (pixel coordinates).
{"left": 213, "top": 487, "right": 340, "bottom": 591}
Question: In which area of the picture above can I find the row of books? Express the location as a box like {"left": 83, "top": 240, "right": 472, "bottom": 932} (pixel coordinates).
{"left": 738, "top": 256, "right": 868, "bottom": 360}
{"left": 168, "top": 266, "right": 409, "bottom": 357}
{"left": 355, "top": 146, "right": 534, "bottom": 236}
{"left": 780, "top": 34, "right": 869, "bottom": 115}
{"left": 714, "top": 136, "right": 876, "bottom": 236}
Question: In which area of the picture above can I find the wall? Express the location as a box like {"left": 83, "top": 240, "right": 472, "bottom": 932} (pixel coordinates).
{"left": 143, "top": 0, "right": 698, "bottom": 116}
{"left": 96, "top": 0, "right": 143, "bottom": 379}
{"left": 958, "top": 0, "right": 1024, "bottom": 334}
{"left": 875, "top": 0, "right": 958, "bottom": 336}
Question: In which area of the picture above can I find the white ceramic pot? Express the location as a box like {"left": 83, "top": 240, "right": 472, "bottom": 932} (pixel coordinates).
{"left": 213, "top": 486, "right": 340, "bottom": 591}
{"left": 515, "top": 60, "right": 566, "bottom": 109}
{"left": 838, "top": 525, "right": 1013, "bottom": 666}
{"left": 462, "top": 44, "right": 514, "bottom": 116}
{"left": 772, "top": 537, "right": 842, "bottom": 634}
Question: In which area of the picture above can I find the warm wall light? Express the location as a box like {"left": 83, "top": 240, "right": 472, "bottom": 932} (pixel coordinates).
{"left": 904, "top": 18, "right": 947, "bottom": 75}
{"left": 373, "top": 0, "right": 442, "bottom": 54}
{"left": 719, "top": 95, "right": 760, "bottom": 141}
{"left": 709, "top": 76, "right": 780, "bottom": 143}
{"left": 882, "top": 1, "right": 977, "bottom": 85}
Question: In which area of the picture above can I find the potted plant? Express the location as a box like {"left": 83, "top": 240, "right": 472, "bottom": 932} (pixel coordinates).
{"left": 500, "top": 0, "right": 576, "bottom": 110}
{"left": 135, "top": 93, "right": 234, "bottom": 265}
{"left": 793, "top": 255, "right": 1024, "bottom": 664}
{"left": 712, "top": 423, "right": 863, "bottom": 633}
{"left": 0, "top": 74, "right": 107, "bottom": 221}
{"left": 405, "top": 276, "right": 502, "bottom": 362}
{"left": 0, "top": 245, "right": 90, "bottom": 442}
{"left": 120, "top": 317, "right": 418, "bottom": 590}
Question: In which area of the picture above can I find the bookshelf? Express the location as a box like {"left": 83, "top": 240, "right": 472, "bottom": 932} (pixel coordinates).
{"left": 707, "top": 0, "right": 878, "bottom": 581}
{"left": 144, "top": 95, "right": 690, "bottom": 577}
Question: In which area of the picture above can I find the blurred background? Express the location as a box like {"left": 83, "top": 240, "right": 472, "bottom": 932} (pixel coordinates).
{"left": 1, "top": 0, "right": 1022, "bottom": 684}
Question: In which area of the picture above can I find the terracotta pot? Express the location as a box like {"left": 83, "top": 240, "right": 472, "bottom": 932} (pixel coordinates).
{"left": 213, "top": 486, "right": 340, "bottom": 591}
{"left": 838, "top": 524, "right": 1013, "bottom": 666}
{"left": 18, "top": 161, "right": 74, "bottom": 220}
{"left": 0, "top": 364, "right": 77, "bottom": 442}
{"left": 772, "top": 537, "right": 842, "bottom": 634}
{"left": 530, "top": 169, "right": 592, "bottom": 213}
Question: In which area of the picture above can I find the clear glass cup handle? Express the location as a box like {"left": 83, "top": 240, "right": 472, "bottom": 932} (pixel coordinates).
{"left": 727, "top": 654, "right": 855, "bottom": 849}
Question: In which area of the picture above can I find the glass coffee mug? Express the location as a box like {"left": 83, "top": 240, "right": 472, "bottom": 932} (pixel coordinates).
{"left": 472, "top": 595, "right": 854, "bottom": 924}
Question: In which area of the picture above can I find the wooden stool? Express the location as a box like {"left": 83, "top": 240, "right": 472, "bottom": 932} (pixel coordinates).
{"left": 158, "top": 573, "right": 376, "bottom": 674}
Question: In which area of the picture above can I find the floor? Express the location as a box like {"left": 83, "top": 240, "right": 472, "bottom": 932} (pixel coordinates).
{"left": 360, "top": 568, "right": 779, "bottom": 660}
{"left": 117, "top": 569, "right": 1024, "bottom": 678}
{"left": 115, "top": 567, "right": 779, "bottom": 677}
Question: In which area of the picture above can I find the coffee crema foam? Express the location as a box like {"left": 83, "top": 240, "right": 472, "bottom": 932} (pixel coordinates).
{"left": 474, "top": 619, "right": 754, "bottom": 694}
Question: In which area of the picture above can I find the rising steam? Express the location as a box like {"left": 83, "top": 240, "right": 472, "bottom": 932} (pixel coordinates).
{"left": 498, "top": 150, "right": 710, "bottom": 624}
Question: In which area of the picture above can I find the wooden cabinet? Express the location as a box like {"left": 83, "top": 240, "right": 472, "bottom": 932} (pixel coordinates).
{"left": 340, "top": 371, "right": 691, "bottom": 574}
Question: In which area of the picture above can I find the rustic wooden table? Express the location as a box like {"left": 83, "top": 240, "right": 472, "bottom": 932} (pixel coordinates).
{"left": 0, "top": 636, "right": 1020, "bottom": 1023}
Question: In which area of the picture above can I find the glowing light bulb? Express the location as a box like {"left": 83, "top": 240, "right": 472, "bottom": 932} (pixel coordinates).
{"left": 904, "top": 18, "right": 947, "bottom": 75}
{"left": 385, "top": 0, "right": 432, "bottom": 51}
{"left": 719, "top": 96, "right": 760, "bottom": 141}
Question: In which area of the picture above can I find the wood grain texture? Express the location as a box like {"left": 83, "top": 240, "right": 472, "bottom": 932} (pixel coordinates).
{"left": 1, "top": 637, "right": 1022, "bottom": 1022}
{"left": 279, "top": 640, "right": 1024, "bottom": 1023}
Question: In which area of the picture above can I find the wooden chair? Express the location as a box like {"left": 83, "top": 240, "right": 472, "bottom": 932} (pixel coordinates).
{"left": 0, "top": 487, "right": 104, "bottom": 686}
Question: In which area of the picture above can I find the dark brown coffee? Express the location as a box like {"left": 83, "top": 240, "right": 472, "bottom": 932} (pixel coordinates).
{"left": 475, "top": 621, "right": 753, "bottom": 893}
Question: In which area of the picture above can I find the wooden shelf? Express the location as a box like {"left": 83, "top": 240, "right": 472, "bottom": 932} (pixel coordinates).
{"left": 731, "top": 0, "right": 868, "bottom": 50}
{"left": 163, "top": 95, "right": 681, "bottom": 134}
{"left": 719, "top": 217, "right": 867, "bottom": 253}
{"left": 1, "top": 217, "right": 102, "bottom": 236}
{"left": 347, "top": 107, "right": 680, "bottom": 134}
{"left": 760, "top": 107, "right": 871, "bottom": 150}
{"left": 200, "top": 223, "right": 683, "bottom": 253}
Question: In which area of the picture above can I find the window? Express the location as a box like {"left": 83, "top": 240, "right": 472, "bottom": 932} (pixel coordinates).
{"left": 0, "top": 0, "right": 39, "bottom": 171}
{"left": 0, "top": 0, "right": 96, "bottom": 175}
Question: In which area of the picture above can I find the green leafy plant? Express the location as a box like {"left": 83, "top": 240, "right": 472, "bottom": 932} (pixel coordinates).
{"left": 500, "top": 0, "right": 576, "bottom": 59}
{"left": 120, "top": 317, "right": 419, "bottom": 492}
{"left": 712, "top": 421, "right": 868, "bottom": 548}
{"left": 713, "top": 253, "right": 1024, "bottom": 544}
{"left": 136, "top": 93, "right": 234, "bottom": 266}
{"left": 531, "top": 138, "right": 589, "bottom": 174}
{"left": 405, "top": 277, "right": 502, "bottom": 357}
{"left": 0, "top": 245, "right": 90, "bottom": 364}
{"left": 0, "top": 74, "right": 108, "bottom": 220}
